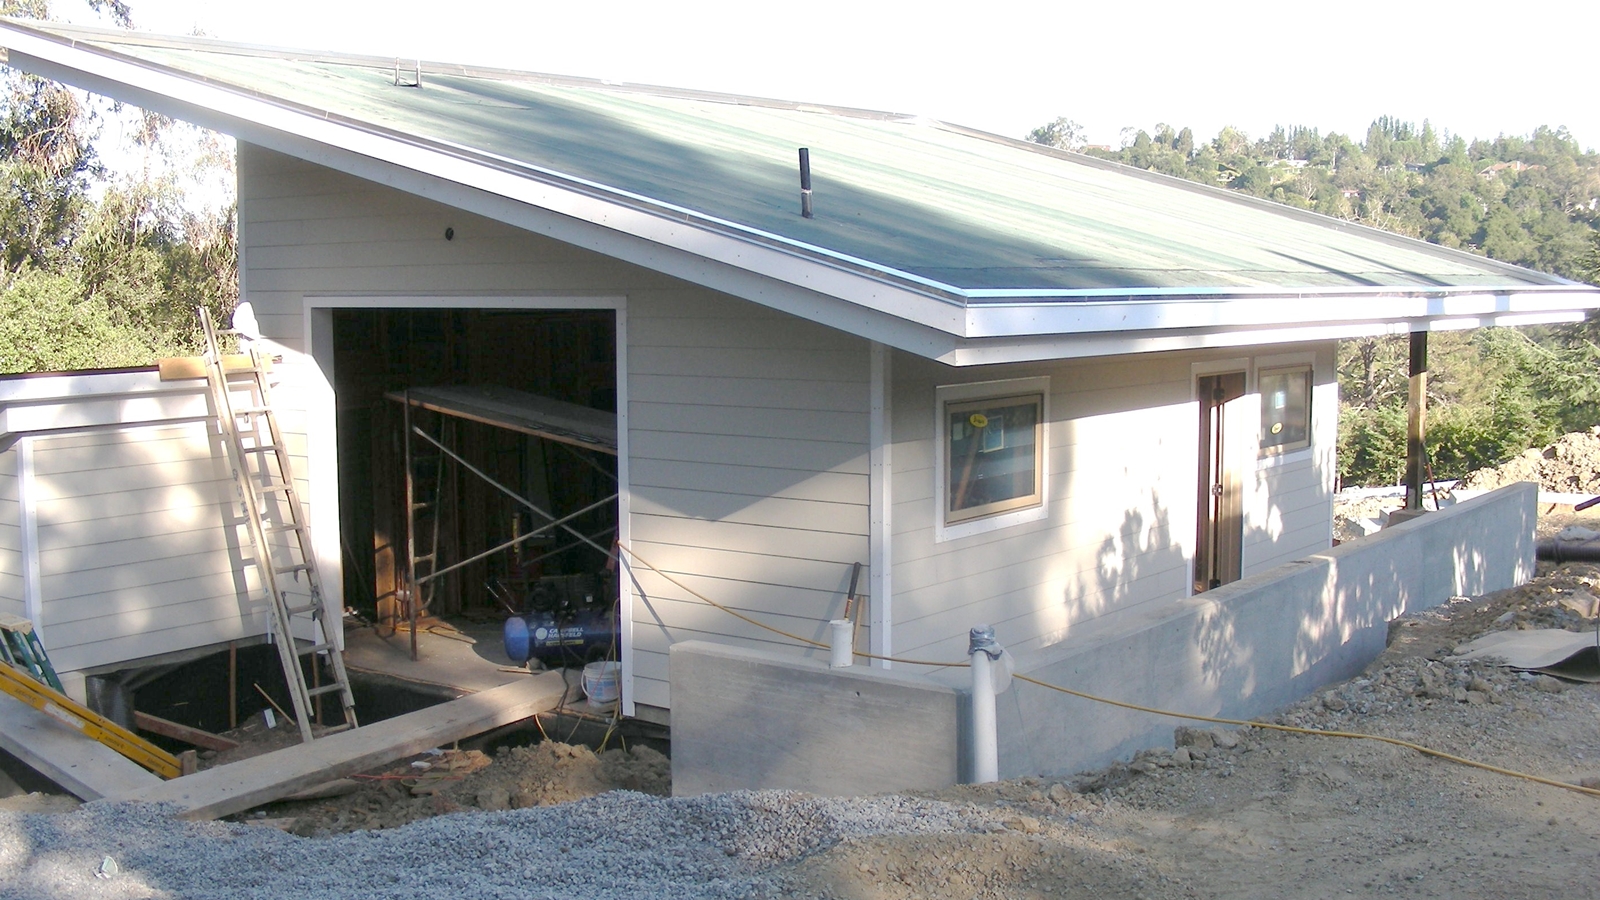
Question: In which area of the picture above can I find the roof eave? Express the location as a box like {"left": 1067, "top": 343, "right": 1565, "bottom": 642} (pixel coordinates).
{"left": 7, "top": 22, "right": 1600, "bottom": 369}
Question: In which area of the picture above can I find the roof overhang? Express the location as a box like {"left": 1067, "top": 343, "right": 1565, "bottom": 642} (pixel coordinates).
{"left": 4, "top": 21, "right": 1598, "bottom": 366}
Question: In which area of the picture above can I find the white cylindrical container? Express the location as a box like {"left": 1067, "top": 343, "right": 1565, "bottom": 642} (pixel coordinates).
{"left": 582, "top": 660, "right": 621, "bottom": 710}
{"left": 829, "top": 619, "right": 853, "bottom": 668}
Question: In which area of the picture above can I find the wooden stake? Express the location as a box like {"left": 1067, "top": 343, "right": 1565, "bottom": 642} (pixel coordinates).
{"left": 1405, "top": 332, "right": 1428, "bottom": 511}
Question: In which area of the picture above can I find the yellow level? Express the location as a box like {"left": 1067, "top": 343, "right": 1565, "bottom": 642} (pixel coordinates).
{"left": 0, "top": 663, "right": 182, "bottom": 779}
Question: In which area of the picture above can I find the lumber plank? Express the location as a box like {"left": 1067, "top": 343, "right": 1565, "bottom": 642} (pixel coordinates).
{"left": 110, "top": 672, "right": 568, "bottom": 820}
{"left": 157, "top": 355, "right": 267, "bottom": 381}
{"left": 133, "top": 711, "right": 241, "bottom": 752}
{"left": 0, "top": 690, "right": 162, "bottom": 801}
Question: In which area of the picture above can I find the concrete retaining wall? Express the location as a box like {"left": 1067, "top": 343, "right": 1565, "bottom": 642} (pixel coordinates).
{"left": 996, "top": 481, "right": 1536, "bottom": 779}
{"left": 669, "top": 640, "right": 959, "bottom": 796}
{"left": 667, "top": 482, "right": 1535, "bottom": 792}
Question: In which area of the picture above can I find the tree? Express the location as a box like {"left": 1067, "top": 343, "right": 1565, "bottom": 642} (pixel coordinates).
{"left": 1026, "top": 117, "right": 1086, "bottom": 151}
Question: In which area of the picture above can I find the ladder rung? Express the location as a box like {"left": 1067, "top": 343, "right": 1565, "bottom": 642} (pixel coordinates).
{"left": 244, "top": 443, "right": 281, "bottom": 453}
{"left": 256, "top": 484, "right": 294, "bottom": 495}
{"left": 264, "top": 523, "right": 305, "bottom": 536}
{"left": 234, "top": 406, "right": 270, "bottom": 417}
{"left": 285, "top": 602, "right": 321, "bottom": 616}
{"left": 319, "top": 722, "right": 357, "bottom": 735}
{"left": 276, "top": 563, "right": 311, "bottom": 576}
{"left": 298, "top": 641, "right": 336, "bottom": 656}
{"left": 306, "top": 683, "right": 346, "bottom": 698}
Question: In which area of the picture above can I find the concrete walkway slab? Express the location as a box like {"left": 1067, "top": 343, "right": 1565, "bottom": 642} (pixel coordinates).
{"left": 0, "top": 690, "right": 162, "bottom": 801}
{"left": 109, "top": 671, "right": 568, "bottom": 820}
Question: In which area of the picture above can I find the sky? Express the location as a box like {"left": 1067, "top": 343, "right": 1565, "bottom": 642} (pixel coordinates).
{"left": 49, "top": 0, "right": 1600, "bottom": 151}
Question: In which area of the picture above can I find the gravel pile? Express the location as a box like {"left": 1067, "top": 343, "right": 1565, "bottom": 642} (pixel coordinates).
{"left": 0, "top": 791, "right": 994, "bottom": 900}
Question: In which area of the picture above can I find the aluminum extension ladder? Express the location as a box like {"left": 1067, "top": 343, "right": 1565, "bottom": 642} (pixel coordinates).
{"left": 199, "top": 308, "right": 359, "bottom": 743}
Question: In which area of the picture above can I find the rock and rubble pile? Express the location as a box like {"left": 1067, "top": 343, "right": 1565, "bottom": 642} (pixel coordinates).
{"left": 1457, "top": 428, "right": 1600, "bottom": 494}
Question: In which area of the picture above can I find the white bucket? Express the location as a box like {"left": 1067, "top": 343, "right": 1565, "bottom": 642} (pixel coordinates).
{"left": 582, "top": 660, "right": 621, "bottom": 709}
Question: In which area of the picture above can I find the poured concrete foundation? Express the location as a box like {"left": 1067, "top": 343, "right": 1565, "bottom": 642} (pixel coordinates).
{"left": 669, "top": 482, "right": 1537, "bottom": 792}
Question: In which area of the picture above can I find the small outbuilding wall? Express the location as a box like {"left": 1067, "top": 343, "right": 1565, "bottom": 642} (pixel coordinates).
{"left": 0, "top": 369, "right": 272, "bottom": 687}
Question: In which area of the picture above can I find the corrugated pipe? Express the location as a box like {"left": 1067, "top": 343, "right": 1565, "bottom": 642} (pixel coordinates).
{"left": 1536, "top": 539, "right": 1600, "bottom": 563}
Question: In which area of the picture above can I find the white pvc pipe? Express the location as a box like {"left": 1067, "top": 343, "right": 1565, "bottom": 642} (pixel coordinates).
{"left": 828, "top": 619, "right": 853, "bottom": 668}
{"left": 970, "top": 640, "right": 998, "bottom": 783}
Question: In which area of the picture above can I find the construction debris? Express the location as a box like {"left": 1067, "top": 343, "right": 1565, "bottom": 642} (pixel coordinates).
{"left": 1458, "top": 428, "right": 1600, "bottom": 495}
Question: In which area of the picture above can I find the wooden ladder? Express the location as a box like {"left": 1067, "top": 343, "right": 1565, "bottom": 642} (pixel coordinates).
{"left": 199, "top": 309, "right": 359, "bottom": 743}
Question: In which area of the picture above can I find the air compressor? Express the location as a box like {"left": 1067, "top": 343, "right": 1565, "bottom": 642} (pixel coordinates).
{"left": 501, "top": 572, "right": 618, "bottom": 666}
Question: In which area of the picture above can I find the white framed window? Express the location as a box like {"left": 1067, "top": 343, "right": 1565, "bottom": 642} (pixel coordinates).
{"left": 1258, "top": 364, "right": 1312, "bottom": 454}
{"left": 935, "top": 377, "right": 1049, "bottom": 541}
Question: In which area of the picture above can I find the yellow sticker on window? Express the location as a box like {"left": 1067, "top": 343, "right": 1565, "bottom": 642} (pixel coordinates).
{"left": 969, "top": 413, "right": 988, "bottom": 429}
{"left": 1271, "top": 422, "right": 1283, "bottom": 434}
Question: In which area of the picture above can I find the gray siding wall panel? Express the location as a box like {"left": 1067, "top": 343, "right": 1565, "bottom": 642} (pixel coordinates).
{"left": 238, "top": 143, "right": 872, "bottom": 712}
{"left": 26, "top": 424, "right": 266, "bottom": 673}
{"left": 889, "top": 343, "right": 1336, "bottom": 663}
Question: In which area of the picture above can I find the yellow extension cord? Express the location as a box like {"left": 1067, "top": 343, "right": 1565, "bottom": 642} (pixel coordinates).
{"left": 616, "top": 542, "right": 1600, "bottom": 800}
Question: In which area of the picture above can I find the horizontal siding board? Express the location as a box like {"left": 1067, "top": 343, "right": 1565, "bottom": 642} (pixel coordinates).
{"left": 47, "top": 577, "right": 269, "bottom": 633}
{"left": 631, "top": 588, "right": 842, "bottom": 647}
{"left": 48, "top": 611, "right": 272, "bottom": 674}
{"left": 629, "top": 375, "right": 868, "bottom": 412}
{"left": 38, "top": 484, "right": 233, "bottom": 526}
{"left": 39, "top": 512, "right": 242, "bottom": 557}
{"left": 33, "top": 433, "right": 222, "bottom": 478}
{"left": 630, "top": 571, "right": 856, "bottom": 625}
{"left": 630, "top": 488, "right": 866, "bottom": 536}
{"left": 631, "top": 315, "right": 860, "bottom": 351}
{"left": 630, "top": 430, "right": 869, "bottom": 474}
{"left": 628, "top": 402, "right": 868, "bottom": 444}
{"left": 629, "top": 514, "right": 866, "bottom": 567}
{"left": 247, "top": 234, "right": 587, "bottom": 269}
{"left": 33, "top": 458, "right": 228, "bottom": 498}
{"left": 40, "top": 548, "right": 264, "bottom": 604}
{"left": 624, "top": 541, "right": 863, "bottom": 596}
{"left": 628, "top": 346, "right": 868, "bottom": 382}
{"left": 628, "top": 458, "right": 865, "bottom": 506}
{"left": 246, "top": 262, "right": 665, "bottom": 294}
{"left": 0, "top": 522, "right": 19, "bottom": 554}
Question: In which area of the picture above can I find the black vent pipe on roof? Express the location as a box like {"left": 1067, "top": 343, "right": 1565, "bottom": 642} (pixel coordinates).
{"left": 799, "top": 148, "right": 813, "bottom": 218}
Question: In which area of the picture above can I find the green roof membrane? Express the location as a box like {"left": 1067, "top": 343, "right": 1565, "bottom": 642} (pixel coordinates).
{"left": 89, "top": 37, "right": 1563, "bottom": 294}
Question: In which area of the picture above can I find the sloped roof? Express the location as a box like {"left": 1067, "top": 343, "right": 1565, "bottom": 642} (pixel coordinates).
{"left": 2, "top": 21, "right": 1596, "bottom": 363}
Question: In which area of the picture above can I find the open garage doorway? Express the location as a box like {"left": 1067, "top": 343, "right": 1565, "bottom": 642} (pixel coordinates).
{"left": 327, "top": 306, "right": 621, "bottom": 647}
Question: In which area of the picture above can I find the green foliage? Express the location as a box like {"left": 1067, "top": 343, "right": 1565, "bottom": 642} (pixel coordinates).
{"left": 1031, "top": 113, "right": 1600, "bottom": 485}
{"left": 0, "top": 4, "right": 237, "bottom": 375}
{"left": 0, "top": 266, "right": 168, "bottom": 371}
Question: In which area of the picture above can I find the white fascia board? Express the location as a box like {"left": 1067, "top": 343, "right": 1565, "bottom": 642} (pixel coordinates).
{"left": 1, "top": 33, "right": 968, "bottom": 345}
{"left": 940, "top": 310, "right": 1589, "bottom": 366}
{"left": 963, "top": 288, "right": 1600, "bottom": 339}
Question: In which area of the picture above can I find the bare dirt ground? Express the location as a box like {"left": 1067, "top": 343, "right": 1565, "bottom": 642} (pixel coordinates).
{"left": 774, "top": 563, "right": 1600, "bottom": 900}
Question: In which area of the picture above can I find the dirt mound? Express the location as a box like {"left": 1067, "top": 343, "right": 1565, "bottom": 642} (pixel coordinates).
{"left": 1458, "top": 428, "right": 1600, "bottom": 494}
{"left": 262, "top": 741, "right": 670, "bottom": 836}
